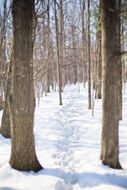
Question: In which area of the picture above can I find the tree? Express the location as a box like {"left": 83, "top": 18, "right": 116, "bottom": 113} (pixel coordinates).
{"left": 59, "top": 0, "right": 64, "bottom": 87}
{"left": 96, "top": 3, "right": 102, "bottom": 99}
{"left": 0, "top": 61, "right": 11, "bottom": 138}
{"left": 9, "top": 0, "right": 42, "bottom": 172}
{"left": 54, "top": 0, "right": 63, "bottom": 105}
{"left": 100, "top": 0, "right": 122, "bottom": 169}
{"left": 118, "top": 0, "right": 122, "bottom": 120}
{"left": 87, "top": 0, "right": 92, "bottom": 109}
{"left": 0, "top": 0, "right": 11, "bottom": 138}
{"left": 80, "top": 0, "right": 87, "bottom": 86}
{"left": 46, "top": 0, "right": 51, "bottom": 93}
{"left": 0, "top": 0, "right": 8, "bottom": 110}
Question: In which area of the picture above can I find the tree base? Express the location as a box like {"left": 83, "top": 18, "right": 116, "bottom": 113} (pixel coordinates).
{"left": 10, "top": 162, "right": 43, "bottom": 172}
{"left": 0, "top": 129, "right": 11, "bottom": 139}
{"left": 0, "top": 101, "right": 4, "bottom": 111}
{"left": 102, "top": 160, "right": 122, "bottom": 170}
{"left": 95, "top": 93, "right": 102, "bottom": 99}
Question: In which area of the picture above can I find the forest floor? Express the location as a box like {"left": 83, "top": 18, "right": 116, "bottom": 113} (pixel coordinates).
{"left": 0, "top": 84, "right": 127, "bottom": 190}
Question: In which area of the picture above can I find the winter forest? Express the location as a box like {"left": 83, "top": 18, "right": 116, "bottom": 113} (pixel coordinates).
{"left": 0, "top": 0, "right": 127, "bottom": 189}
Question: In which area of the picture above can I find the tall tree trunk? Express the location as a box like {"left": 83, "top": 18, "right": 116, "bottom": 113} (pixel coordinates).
{"left": 0, "top": 61, "right": 11, "bottom": 138}
{"left": 46, "top": 0, "right": 50, "bottom": 93}
{"left": 96, "top": 3, "right": 102, "bottom": 99}
{"left": 0, "top": 0, "right": 7, "bottom": 109}
{"left": 81, "top": 0, "right": 87, "bottom": 86}
{"left": 100, "top": 0, "right": 122, "bottom": 169}
{"left": 9, "top": 0, "right": 42, "bottom": 172}
{"left": 87, "top": 0, "right": 91, "bottom": 109}
{"left": 72, "top": 25, "right": 77, "bottom": 85}
{"left": 118, "top": 0, "right": 122, "bottom": 120}
{"left": 54, "top": 0, "right": 63, "bottom": 105}
{"left": 59, "top": 0, "right": 64, "bottom": 88}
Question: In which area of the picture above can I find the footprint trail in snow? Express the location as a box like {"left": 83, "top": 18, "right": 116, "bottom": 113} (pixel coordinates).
{"left": 34, "top": 84, "right": 127, "bottom": 190}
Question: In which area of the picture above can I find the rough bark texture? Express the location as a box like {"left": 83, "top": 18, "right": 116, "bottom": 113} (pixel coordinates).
{"left": 0, "top": 62, "right": 11, "bottom": 138}
{"left": 9, "top": 0, "right": 42, "bottom": 172}
{"left": 0, "top": 97, "right": 4, "bottom": 111}
{"left": 118, "top": 0, "right": 122, "bottom": 120}
{"left": 100, "top": 0, "right": 122, "bottom": 169}
{"left": 0, "top": 0, "right": 7, "bottom": 110}
{"left": 118, "top": 58, "right": 122, "bottom": 120}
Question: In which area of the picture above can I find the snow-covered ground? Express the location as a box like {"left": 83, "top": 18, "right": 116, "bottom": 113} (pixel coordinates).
{"left": 0, "top": 84, "right": 127, "bottom": 190}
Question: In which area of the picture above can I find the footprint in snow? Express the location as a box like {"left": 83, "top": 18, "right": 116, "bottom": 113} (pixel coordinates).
{"left": 55, "top": 181, "right": 73, "bottom": 190}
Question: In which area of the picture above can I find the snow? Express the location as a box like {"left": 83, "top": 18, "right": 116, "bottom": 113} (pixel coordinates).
{"left": 0, "top": 84, "right": 127, "bottom": 190}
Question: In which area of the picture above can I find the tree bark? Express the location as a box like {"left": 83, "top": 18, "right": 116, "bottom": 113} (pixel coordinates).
{"left": 46, "top": 0, "right": 50, "bottom": 93}
{"left": 87, "top": 0, "right": 91, "bottom": 109}
{"left": 54, "top": 0, "right": 63, "bottom": 105}
{"left": 0, "top": 0, "right": 10, "bottom": 138}
{"left": 72, "top": 25, "right": 78, "bottom": 85}
{"left": 81, "top": 0, "right": 87, "bottom": 86}
{"left": 100, "top": 0, "right": 122, "bottom": 169}
{"left": 96, "top": 3, "right": 102, "bottom": 99}
{"left": 59, "top": 0, "right": 64, "bottom": 88}
{"left": 118, "top": 0, "right": 122, "bottom": 120}
{"left": 9, "top": 0, "right": 42, "bottom": 172}
{"left": 0, "top": 61, "right": 11, "bottom": 138}
{"left": 0, "top": 0, "right": 7, "bottom": 109}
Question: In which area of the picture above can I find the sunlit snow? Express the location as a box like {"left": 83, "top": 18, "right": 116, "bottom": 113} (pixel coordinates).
{"left": 0, "top": 84, "right": 127, "bottom": 190}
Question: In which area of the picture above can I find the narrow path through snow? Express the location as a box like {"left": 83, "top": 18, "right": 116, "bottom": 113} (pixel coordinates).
{"left": 0, "top": 84, "right": 127, "bottom": 190}
{"left": 34, "top": 84, "right": 127, "bottom": 190}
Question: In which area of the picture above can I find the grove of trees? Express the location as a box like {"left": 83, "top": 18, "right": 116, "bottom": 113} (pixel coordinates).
{"left": 0, "top": 0, "right": 127, "bottom": 171}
